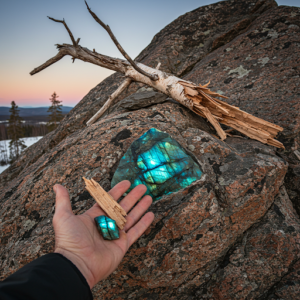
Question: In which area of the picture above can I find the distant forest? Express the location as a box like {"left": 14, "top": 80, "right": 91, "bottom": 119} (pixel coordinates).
{"left": 0, "top": 106, "right": 72, "bottom": 141}
{"left": 0, "top": 122, "right": 48, "bottom": 140}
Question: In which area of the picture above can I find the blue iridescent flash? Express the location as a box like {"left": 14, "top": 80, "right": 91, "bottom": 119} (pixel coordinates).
{"left": 111, "top": 128, "right": 202, "bottom": 202}
{"left": 94, "top": 216, "right": 120, "bottom": 240}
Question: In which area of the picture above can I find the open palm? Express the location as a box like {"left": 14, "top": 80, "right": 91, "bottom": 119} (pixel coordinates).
{"left": 53, "top": 180, "right": 154, "bottom": 289}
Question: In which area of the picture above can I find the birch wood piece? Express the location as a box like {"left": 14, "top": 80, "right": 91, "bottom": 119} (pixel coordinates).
{"left": 83, "top": 177, "right": 127, "bottom": 229}
{"left": 30, "top": 4, "right": 285, "bottom": 149}
{"left": 87, "top": 77, "right": 132, "bottom": 126}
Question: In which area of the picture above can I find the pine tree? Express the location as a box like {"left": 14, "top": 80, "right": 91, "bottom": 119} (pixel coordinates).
{"left": 7, "top": 101, "right": 27, "bottom": 162}
{"left": 47, "top": 92, "right": 63, "bottom": 131}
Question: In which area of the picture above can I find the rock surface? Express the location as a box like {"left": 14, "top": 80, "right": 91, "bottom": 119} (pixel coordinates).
{"left": 183, "top": 4, "right": 300, "bottom": 217}
{"left": 1, "top": 0, "right": 300, "bottom": 299}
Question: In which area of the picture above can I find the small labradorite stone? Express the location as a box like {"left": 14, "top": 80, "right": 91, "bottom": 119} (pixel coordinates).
{"left": 94, "top": 216, "right": 119, "bottom": 240}
{"left": 111, "top": 128, "right": 202, "bottom": 202}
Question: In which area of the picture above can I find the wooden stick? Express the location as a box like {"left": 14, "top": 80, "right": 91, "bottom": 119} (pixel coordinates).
{"left": 83, "top": 177, "right": 127, "bottom": 229}
{"left": 87, "top": 77, "right": 132, "bottom": 126}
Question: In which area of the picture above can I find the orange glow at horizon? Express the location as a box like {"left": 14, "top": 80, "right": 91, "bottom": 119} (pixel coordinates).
{"left": 0, "top": 58, "right": 114, "bottom": 107}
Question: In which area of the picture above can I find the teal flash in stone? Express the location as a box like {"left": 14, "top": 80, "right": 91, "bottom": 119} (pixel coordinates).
{"left": 111, "top": 128, "right": 202, "bottom": 202}
{"left": 94, "top": 216, "right": 120, "bottom": 240}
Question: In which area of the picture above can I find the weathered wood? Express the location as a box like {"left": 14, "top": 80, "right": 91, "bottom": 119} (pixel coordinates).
{"left": 87, "top": 78, "right": 132, "bottom": 126}
{"left": 30, "top": 4, "right": 284, "bottom": 149}
{"left": 83, "top": 177, "right": 127, "bottom": 229}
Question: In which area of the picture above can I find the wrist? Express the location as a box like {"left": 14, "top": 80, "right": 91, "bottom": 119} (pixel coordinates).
{"left": 54, "top": 248, "right": 96, "bottom": 289}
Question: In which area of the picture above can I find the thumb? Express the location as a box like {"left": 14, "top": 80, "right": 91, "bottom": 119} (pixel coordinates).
{"left": 53, "top": 184, "right": 73, "bottom": 217}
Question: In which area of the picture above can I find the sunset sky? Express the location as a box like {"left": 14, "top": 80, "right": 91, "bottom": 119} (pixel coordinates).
{"left": 0, "top": 0, "right": 299, "bottom": 107}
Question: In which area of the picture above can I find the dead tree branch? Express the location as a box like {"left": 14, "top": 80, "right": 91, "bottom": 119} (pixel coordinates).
{"left": 85, "top": 1, "right": 158, "bottom": 81}
{"left": 48, "top": 17, "right": 78, "bottom": 46}
{"left": 30, "top": 7, "right": 284, "bottom": 149}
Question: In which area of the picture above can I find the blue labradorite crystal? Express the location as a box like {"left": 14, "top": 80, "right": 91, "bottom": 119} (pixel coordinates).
{"left": 94, "top": 216, "right": 119, "bottom": 240}
{"left": 111, "top": 128, "right": 202, "bottom": 202}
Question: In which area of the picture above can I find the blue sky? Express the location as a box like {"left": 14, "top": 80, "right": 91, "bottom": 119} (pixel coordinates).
{"left": 0, "top": 0, "right": 299, "bottom": 107}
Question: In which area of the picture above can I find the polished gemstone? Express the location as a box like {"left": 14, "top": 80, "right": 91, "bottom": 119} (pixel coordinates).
{"left": 94, "top": 216, "right": 119, "bottom": 240}
{"left": 111, "top": 128, "right": 202, "bottom": 201}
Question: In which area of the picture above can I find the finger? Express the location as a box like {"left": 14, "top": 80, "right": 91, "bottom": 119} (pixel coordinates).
{"left": 85, "top": 180, "right": 131, "bottom": 219}
{"left": 124, "top": 195, "right": 152, "bottom": 231}
{"left": 53, "top": 184, "right": 73, "bottom": 217}
{"left": 109, "top": 180, "right": 131, "bottom": 201}
{"left": 127, "top": 212, "right": 155, "bottom": 247}
{"left": 119, "top": 184, "right": 147, "bottom": 213}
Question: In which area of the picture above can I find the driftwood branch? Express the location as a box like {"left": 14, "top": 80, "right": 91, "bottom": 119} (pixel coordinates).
{"left": 30, "top": 7, "right": 284, "bottom": 149}
{"left": 85, "top": 1, "right": 158, "bottom": 82}
{"left": 83, "top": 177, "right": 127, "bottom": 229}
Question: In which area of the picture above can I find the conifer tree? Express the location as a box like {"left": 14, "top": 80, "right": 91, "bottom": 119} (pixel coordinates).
{"left": 7, "top": 101, "right": 27, "bottom": 162}
{"left": 47, "top": 92, "right": 63, "bottom": 131}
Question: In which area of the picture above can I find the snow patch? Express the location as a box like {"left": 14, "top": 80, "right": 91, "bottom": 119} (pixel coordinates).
{"left": 0, "top": 136, "right": 43, "bottom": 174}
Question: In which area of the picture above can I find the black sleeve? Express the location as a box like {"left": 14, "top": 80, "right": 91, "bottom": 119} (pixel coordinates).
{"left": 0, "top": 253, "right": 93, "bottom": 300}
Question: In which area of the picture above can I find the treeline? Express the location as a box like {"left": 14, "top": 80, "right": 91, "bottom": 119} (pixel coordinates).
{"left": 0, "top": 124, "right": 49, "bottom": 141}
{"left": 1, "top": 92, "right": 63, "bottom": 165}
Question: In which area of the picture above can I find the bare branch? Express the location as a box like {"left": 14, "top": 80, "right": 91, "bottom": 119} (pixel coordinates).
{"left": 87, "top": 77, "right": 132, "bottom": 126}
{"left": 85, "top": 1, "right": 158, "bottom": 81}
{"left": 30, "top": 17, "right": 284, "bottom": 148}
{"left": 30, "top": 44, "right": 128, "bottom": 76}
{"left": 48, "top": 17, "right": 77, "bottom": 46}
{"left": 30, "top": 51, "right": 67, "bottom": 75}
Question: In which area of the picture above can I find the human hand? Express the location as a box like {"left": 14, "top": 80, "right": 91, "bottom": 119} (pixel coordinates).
{"left": 53, "top": 181, "right": 154, "bottom": 289}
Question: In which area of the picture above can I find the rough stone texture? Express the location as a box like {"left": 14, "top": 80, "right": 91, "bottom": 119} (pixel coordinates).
{"left": 0, "top": 103, "right": 288, "bottom": 300}
{"left": 266, "top": 259, "right": 300, "bottom": 299}
{"left": 110, "top": 90, "right": 168, "bottom": 112}
{"left": 136, "top": 0, "right": 277, "bottom": 77}
{"left": 1, "top": 0, "right": 300, "bottom": 299}
{"left": 201, "top": 185, "right": 300, "bottom": 300}
{"left": 184, "top": 5, "right": 300, "bottom": 219}
{"left": 0, "top": 0, "right": 277, "bottom": 188}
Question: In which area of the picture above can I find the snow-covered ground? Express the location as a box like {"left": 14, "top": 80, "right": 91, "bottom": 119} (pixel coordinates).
{"left": 0, "top": 136, "right": 43, "bottom": 174}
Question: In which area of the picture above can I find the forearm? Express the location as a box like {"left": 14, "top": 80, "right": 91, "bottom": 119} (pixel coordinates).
{"left": 0, "top": 253, "right": 93, "bottom": 300}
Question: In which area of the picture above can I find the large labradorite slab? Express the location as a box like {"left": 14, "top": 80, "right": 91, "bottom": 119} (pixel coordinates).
{"left": 111, "top": 128, "right": 202, "bottom": 201}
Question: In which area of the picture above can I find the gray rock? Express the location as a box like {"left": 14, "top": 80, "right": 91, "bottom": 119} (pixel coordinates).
{"left": 112, "top": 91, "right": 168, "bottom": 112}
